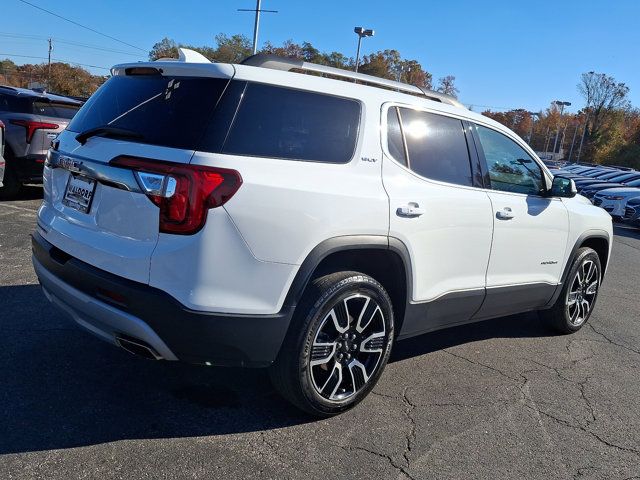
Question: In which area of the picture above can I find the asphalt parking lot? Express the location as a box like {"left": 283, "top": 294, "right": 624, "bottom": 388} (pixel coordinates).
{"left": 1, "top": 188, "right": 639, "bottom": 480}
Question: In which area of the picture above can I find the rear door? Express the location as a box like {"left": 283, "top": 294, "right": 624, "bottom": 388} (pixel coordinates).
{"left": 470, "top": 123, "right": 569, "bottom": 320}
{"left": 38, "top": 71, "right": 233, "bottom": 283}
{"left": 381, "top": 105, "right": 494, "bottom": 337}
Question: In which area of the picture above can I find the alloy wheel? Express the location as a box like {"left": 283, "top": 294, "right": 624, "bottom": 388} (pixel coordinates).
{"left": 566, "top": 258, "right": 599, "bottom": 326}
{"left": 309, "top": 294, "right": 387, "bottom": 401}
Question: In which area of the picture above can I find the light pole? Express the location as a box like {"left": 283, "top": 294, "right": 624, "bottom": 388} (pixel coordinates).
{"left": 527, "top": 111, "right": 539, "bottom": 147}
{"left": 238, "top": 0, "right": 278, "bottom": 55}
{"left": 353, "top": 26, "right": 374, "bottom": 73}
{"left": 552, "top": 100, "right": 571, "bottom": 157}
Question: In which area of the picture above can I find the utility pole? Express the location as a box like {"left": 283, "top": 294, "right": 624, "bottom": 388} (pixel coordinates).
{"left": 543, "top": 126, "right": 551, "bottom": 153}
{"left": 576, "top": 115, "right": 589, "bottom": 163}
{"left": 238, "top": 0, "right": 278, "bottom": 55}
{"left": 551, "top": 100, "right": 571, "bottom": 156}
{"left": 47, "top": 37, "right": 52, "bottom": 90}
{"left": 567, "top": 122, "right": 579, "bottom": 162}
{"left": 526, "top": 112, "right": 538, "bottom": 147}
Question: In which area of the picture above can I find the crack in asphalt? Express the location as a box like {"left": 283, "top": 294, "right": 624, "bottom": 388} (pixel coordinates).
{"left": 535, "top": 408, "right": 640, "bottom": 458}
{"left": 400, "top": 387, "right": 417, "bottom": 475}
{"left": 259, "top": 431, "right": 297, "bottom": 478}
{"left": 587, "top": 322, "right": 640, "bottom": 356}
{"left": 438, "top": 348, "right": 640, "bottom": 463}
{"left": 332, "top": 443, "right": 417, "bottom": 480}
{"left": 442, "top": 348, "right": 521, "bottom": 383}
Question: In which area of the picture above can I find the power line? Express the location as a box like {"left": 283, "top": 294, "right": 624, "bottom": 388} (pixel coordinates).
{"left": 0, "top": 32, "right": 141, "bottom": 56}
{"left": 15, "top": 0, "right": 147, "bottom": 52}
{"left": 0, "top": 52, "right": 110, "bottom": 70}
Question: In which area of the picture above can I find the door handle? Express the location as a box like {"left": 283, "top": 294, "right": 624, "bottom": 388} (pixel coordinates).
{"left": 496, "top": 207, "right": 515, "bottom": 220}
{"left": 397, "top": 202, "right": 425, "bottom": 218}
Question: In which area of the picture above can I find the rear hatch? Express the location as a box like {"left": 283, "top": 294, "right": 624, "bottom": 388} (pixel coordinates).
{"left": 30, "top": 99, "right": 81, "bottom": 155}
{"left": 38, "top": 66, "right": 233, "bottom": 283}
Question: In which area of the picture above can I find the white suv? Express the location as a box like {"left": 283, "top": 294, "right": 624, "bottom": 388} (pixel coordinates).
{"left": 33, "top": 49, "right": 613, "bottom": 416}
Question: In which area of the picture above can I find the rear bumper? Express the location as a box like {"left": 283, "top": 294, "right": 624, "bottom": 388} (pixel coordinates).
{"left": 15, "top": 154, "right": 45, "bottom": 183}
{"left": 32, "top": 232, "right": 294, "bottom": 367}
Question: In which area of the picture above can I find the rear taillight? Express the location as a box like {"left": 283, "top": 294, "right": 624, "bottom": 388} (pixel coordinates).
{"left": 110, "top": 156, "right": 242, "bottom": 235}
{"left": 10, "top": 119, "right": 59, "bottom": 143}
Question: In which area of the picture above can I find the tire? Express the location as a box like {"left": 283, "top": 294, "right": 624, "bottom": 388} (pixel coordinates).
{"left": 270, "top": 271, "right": 394, "bottom": 417}
{"left": 540, "top": 247, "right": 602, "bottom": 334}
{"left": 0, "top": 159, "right": 21, "bottom": 199}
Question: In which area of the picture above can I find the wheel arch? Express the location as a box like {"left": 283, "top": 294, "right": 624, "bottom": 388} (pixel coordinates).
{"left": 283, "top": 236, "right": 412, "bottom": 335}
{"left": 544, "top": 230, "right": 610, "bottom": 308}
{"left": 579, "top": 236, "right": 610, "bottom": 275}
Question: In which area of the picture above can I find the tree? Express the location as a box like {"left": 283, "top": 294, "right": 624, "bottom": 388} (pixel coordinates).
{"left": 578, "top": 71, "right": 630, "bottom": 161}
{"left": 149, "top": 37, "right": 178, "bottom": 61}
{"left": 436, "top": 75, "right": 459, "bottom": 98}
{"left": 210, "top": 34, "right": 252, "bottom": 63}
{"left": 482, "top": 109, "right": 533, "bottom": 140}
{"left": 0, "top": 58, "right": 105, "bottom": 97}
{"left": 146, "top": 34, "right": 442, "bottom": 93}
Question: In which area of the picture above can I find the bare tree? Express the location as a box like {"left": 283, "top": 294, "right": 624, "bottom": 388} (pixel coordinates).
{"left": 436, "top": 75, "right": 459, "bottom": 98}
{"left": 578, "top": 71, "right": 629, "bottom": 142}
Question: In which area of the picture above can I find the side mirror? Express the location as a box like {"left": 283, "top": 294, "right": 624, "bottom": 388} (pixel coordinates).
{"left": 550, "top": 175, "right": 577, "bottom": 198}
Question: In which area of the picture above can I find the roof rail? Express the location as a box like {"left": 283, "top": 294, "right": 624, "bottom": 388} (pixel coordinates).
{"left": 241, "top": 53, "right": 466, "bottom": 109}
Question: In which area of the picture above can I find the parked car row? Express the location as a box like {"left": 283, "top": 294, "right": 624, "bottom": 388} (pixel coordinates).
{"left": 550, "top": 162, "right": 640, "bottom": 228}
{"left": 0, "top": 85, "right": 83, "bottom": 198}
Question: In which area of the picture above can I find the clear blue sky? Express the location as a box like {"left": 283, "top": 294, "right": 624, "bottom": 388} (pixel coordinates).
{"left": 2, "top": 0, "right": 639, "bottom": 112}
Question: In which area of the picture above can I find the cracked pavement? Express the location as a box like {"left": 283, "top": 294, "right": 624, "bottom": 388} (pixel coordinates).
{"left": 1, "top": 188, "right": 639, "bottom": 479}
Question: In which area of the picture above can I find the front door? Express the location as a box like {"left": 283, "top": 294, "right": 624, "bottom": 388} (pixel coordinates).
{"left": 470, "top": 123, "right": 569, "bottom": 320}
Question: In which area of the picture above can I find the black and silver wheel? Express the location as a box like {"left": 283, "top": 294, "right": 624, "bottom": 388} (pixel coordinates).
{"left": 270, "top": 271, "right": 394, "bottom": 416}
{"left": 540, "top": 247, "right": 602, "bottom": 333}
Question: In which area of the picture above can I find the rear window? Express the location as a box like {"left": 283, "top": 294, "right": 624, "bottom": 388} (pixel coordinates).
{"left": 33, "top": 101, "right": 80, "bottom": 119}
{"left": 222, "top": 83, "right": 360, "bottom": 163}
{"left": 0, "top": 93, "right": 31, "bottom": 113}
{"left": 67, "top": 75, "right": 229, "bottom": 150}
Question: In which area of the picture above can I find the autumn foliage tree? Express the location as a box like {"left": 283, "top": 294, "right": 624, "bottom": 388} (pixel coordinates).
{"left": 149, "top": 34, "right": 437, "bottom": 91}
{"left": 0, "top": 58, "right": 105, "bottom": 97}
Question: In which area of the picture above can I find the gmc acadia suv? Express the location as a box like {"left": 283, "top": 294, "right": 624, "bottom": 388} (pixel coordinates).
{"left": 32, "top": 49, "right": 613, "bottom": 416}
{"left": 0, "top": 86, "right": 82, "bottom": 197}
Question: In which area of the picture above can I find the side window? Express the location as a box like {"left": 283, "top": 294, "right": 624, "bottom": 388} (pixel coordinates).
{"left": 387, "top": 107, "right": 407, "bottom": 166}
{"left": 397, "top": 108, "right": 473, "bottom": 187}
{"left": 223, "top": 83, "right": 360, "bottom": 163}
{"left": 476, "top": 125, "right": 544, "bottom": 195}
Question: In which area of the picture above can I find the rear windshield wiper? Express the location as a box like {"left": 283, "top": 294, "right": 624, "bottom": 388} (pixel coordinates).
{"left": 76, "top": 126, "right": 143, "bottom": 145}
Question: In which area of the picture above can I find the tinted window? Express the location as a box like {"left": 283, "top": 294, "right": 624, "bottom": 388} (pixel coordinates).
{"left": 0, "top": 93, "right": 31, "bottom": 113}
{"left": 67, "top": 75, "right": 229, "bottom": 150}
{"left": 397, "top": 108, "right": 472, "bottom": 186}
{"left": 387, "top": 107, "right": 406, "bottom": 165}
{"left": 33, "top": 101, "right": 80, "bottom": 119}
{"left": 476, "top": 125, "right": 544, "bottom": 195}
{"left": 223, "top": 83, "right": 360, "bottom": 163}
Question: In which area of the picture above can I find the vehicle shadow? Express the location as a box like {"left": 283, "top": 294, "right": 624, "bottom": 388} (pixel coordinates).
{"left": 0, "top": 185, "right": 43, "bottom": 201}
{"left": 0, "top": 283, "right": 552, "bottom": 454}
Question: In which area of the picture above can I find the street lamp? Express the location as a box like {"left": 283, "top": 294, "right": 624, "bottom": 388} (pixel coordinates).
{"left": 353, "top": 26, "right": 374, "bottom": 73}
{"left": 552, "top": 100, "right": 571, "bottom": 157}
{"left": 527, "top": 111, "right": 539, "bottom": 147}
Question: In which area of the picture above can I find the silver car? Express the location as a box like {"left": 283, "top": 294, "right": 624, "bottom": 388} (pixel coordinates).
{"left": 0, "top": 86, "right": 82, "bottom": 197}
